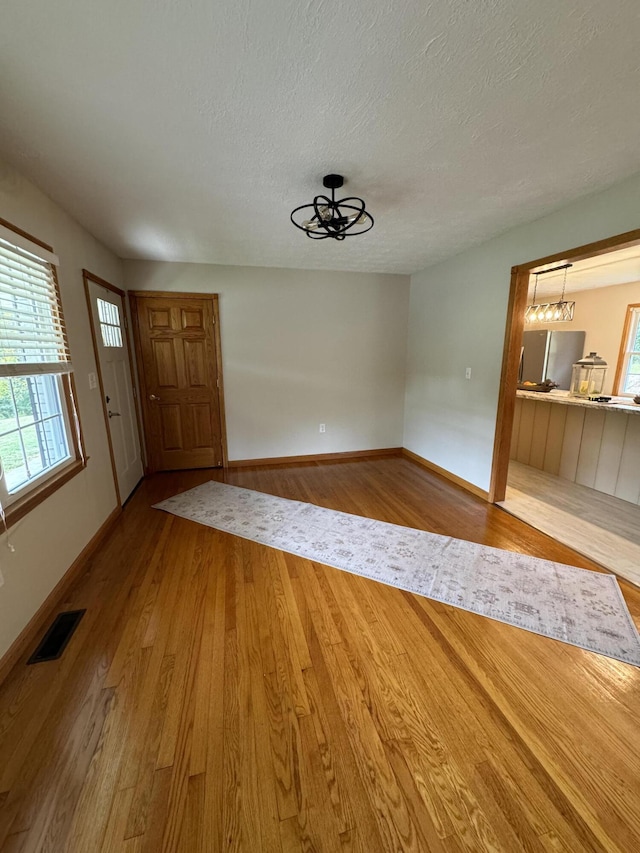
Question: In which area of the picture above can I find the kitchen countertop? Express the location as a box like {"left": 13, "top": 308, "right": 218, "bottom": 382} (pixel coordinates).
{"left": 516, "top": 389, "right": 640, "bottom": 414}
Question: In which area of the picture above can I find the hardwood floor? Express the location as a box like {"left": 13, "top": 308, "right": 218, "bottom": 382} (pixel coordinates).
{"left": 502, "top": 460, "right": 640, "bottom": 586}
{"left": 1, "top": 457, "right": 639, "bottom": 852}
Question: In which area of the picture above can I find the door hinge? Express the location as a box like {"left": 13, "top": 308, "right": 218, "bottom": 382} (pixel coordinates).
{"left": 132, "top": 385, "right": 137, "bottom": 398}
{"left": 216, "top": 378, "right": 220, "bottom": 388}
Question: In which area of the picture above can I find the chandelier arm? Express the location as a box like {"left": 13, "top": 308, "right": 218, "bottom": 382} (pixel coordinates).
{"left": 312, "top": 195, "right": 334, "bottom": 234}
{"left": 290, "top": 205, "right": 314, "bottom": 231}
{"left": 290, "top": 205, "right": 324, "bottom": 232}
{"left": 329, "top": 200, "right": 373, "bottom": 235}
{"left": 333, "top": 199, "right": 365, "bottom": 229}
{"left": 305, "top": 230, "right": 334, "bottom": 240}
{"left": 336, "top": 212, "right": 374, "bottom": 235}
{"left": 334, "top": 196, "right": 366, "bottom": 208}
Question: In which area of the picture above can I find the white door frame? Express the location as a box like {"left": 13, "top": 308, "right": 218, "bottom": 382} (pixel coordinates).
{"left": 83, "top": 269, "right": 144, "bottom": 504}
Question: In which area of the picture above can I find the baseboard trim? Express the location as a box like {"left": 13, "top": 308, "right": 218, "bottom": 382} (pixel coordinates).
{"left": 229, "top": 447, "right": 403, "bottom": 468}
{"left": 401, "top": 448, "right": 489, "bottom": 501}
{"left": 0, "top": 505, "right": 122, "bottom": 688}
{"left": 228, "top": 447, "right": 489, "bottom": 502}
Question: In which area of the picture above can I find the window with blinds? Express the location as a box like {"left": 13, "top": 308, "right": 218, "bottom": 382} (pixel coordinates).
{"left": 0, "top": 237, "right": 72, "bottom": 376}
{"left": 0, "top": 225, "right": 82, "bottom": 509}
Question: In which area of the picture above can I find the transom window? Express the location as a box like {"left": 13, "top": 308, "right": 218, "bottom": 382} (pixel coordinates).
{"left": 0, "top": 221, "right": 85, "bottom": 521}
{"left": 615, "top": 304, "right": 640, "bottom": 397}
{"left": 97, "top": 297, "right": 123, "bottom": 347}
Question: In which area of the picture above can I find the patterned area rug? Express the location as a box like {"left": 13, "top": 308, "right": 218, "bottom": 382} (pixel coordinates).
{"left": 155, "top": 481, "right": 640, "bottom": 667}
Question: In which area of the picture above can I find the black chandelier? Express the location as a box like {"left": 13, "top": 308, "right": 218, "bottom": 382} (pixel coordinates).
{"left": 290, "top": 174, "right": 374, "bottom": 240}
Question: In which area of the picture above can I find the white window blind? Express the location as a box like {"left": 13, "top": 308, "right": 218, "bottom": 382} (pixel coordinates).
{"left": 0, "top": 235, "right": 73, "bottom": 377}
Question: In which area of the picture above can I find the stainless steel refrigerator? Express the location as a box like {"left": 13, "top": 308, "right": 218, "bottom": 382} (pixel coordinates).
{"left": 519, "top": 330, "right": 586, "bottom": 390}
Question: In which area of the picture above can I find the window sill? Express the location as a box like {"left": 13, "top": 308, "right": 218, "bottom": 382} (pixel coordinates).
{"left": 3, "top": 458, "right": 86, "bottom": 529}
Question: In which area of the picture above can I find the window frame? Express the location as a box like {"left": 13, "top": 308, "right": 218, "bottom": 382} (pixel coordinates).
{"left": 613, "top": 303, "right": 640, "bottom": 398}
{"left": 0, "top": 216, "right": 86, "bottom": 528}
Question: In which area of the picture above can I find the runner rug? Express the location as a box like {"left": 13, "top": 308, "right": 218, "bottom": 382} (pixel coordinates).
{"left": 155, "top": 481, "right": 640, "bottom": 667}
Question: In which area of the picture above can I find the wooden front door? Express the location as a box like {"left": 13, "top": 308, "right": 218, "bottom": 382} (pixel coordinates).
{"left": 130, "top": 292, "right": 226, "bottom": 472}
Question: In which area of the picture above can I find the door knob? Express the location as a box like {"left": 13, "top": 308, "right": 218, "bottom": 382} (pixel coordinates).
{"left": 108, "top": 410, "right": 121, "bottom": 418}
{"left": 149, "top": 394, "right": 160, "bottom": 401}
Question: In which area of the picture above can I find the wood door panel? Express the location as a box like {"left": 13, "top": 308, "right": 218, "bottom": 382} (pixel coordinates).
{"left": 181, "top": 307, "right": 205, "bottom": 330}
{"left": 183, "top": 339, "right": 208, "bottom": 387}
{"left": 152, "top": 339, "right": 180, "bottom": 388}
{"left": 159, "top": 405, "right": 184, "bottom": 451}
{"left": 148, "top": 308, "right": 172, "bottom": 329}
{"left": 131, "top": 294, "right": 225, "bottom": 471}
{"left": 190, "top": 403, "right": 215, "bottom": 449}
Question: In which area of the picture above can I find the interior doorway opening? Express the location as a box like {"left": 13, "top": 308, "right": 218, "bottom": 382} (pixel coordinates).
{"left": 490, "top": 229, "right": 640, "bottom": 585}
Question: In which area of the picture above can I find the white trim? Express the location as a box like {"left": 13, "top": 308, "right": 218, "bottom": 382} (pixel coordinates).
{"left": 0, "top": 224, "right": 59, "bottom": 267}
{"left": 0, "top": 373, "right": 75, "bottom": 504}
{"left": 2, "top": 454, "right": 76, "bottom": 507}
{"left": 0, "top": 362, "right": 74, "bottom": 378}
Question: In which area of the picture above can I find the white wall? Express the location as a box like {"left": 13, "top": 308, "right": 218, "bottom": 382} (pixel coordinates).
{"left": 405, "top": 172, "right": 640, "bottom": 492}
{"left": 526, "top": 280, "right": 640, "bottom": 395}
{"left": 123, "top": 262, "right": 409, "bottom": 461}
{"left": 0, "top": 159, "right": 122, "bottom": 659}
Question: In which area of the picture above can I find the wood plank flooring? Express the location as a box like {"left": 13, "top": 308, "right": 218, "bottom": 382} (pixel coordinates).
{"left": 1, "top": 457, "right": 639, "bottom": 852}
{"left": 502, "top": 460, "right": 640, "bottom": 586}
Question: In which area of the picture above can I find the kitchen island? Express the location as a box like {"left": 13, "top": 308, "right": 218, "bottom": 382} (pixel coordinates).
{"left": 511, "top": 390, "right": 640, "bottom": 505}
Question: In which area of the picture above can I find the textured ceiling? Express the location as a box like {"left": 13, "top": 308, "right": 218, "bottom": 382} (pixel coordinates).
{"left": 529, "top": 245, "right": 640, "bottom": 298}
{"left": 2, "top": 0, "right": 640, "bottom": 274}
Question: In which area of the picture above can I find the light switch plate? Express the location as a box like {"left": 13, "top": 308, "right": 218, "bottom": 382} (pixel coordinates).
{"left": 88, "top": 372, "right": 98, "bottom": 390}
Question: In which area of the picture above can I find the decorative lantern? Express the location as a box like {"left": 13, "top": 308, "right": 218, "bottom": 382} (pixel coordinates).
{"left": 569, "top": 352, "right": 608, "bottom": 398}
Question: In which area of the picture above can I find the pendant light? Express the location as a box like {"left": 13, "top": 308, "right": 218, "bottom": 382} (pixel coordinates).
{"left": 525, "top": 263, "right": 576, "bottom": 324}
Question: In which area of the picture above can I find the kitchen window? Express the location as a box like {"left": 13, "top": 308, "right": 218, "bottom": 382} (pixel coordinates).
{"left": 614, "top": 304, "right": 640, "bottom": 397}
{"left": 0, "top": 219, "right": 85, "bottom": 526}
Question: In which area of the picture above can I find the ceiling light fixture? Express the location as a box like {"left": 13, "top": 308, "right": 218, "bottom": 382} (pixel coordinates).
{"left": 525, "top": 263, "right": 575, "bottom": 324}
{"left": 290, "top": 174, "right": 374, "bottom": 240}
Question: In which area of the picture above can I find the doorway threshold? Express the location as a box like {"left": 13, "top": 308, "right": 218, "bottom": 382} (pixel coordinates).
{"left": 499, "top": 461, "right": 640, "bottom": 587}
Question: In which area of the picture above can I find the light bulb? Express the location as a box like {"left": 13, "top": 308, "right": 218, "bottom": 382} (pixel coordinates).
{"left": 545, "top": 309, "right": 553, "bottom": 320}
{"left": 347, "top": 211, "right": 366, "bottom": 224}
{"left": 318, "top": 205, "right": 332, "bottom": 221}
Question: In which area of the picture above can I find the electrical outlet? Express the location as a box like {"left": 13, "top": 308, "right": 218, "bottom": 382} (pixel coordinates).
{"left": 465, "top": 367, "right": 472, "bottom": 380}
{"left": 0, "top": 567, "right": 4, "bottom": 588}
{"left": 319, "top": 423, "right": 326, "bottom": 433}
